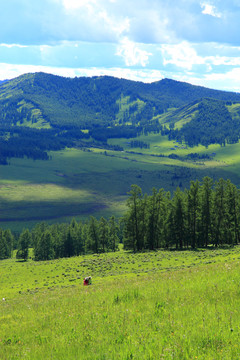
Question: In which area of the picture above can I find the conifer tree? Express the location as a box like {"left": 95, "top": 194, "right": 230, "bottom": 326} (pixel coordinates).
{"left": 187, "top": 180, "right": 200, "bottom": 249}
{"left": 172, "top": 187, "right": 186, "bottom": 249}
{"left": 213, "top": 179, "right": 226, "bottom": 247}
{"left": 0, "top": 229, "right": 10, "bottom": 260}
{"left": 34, "top": 231, "right": 54, "bottom": 261}
{"left": 145, "top": 188, "right": 165, "bottom": 250}
{"left": 16, "top": 229, "right": 31, "bottom": 261}
{"left": 200, "top": 176, "right": 213, "bottom": 247}
{"left": 109, "top": 216, "right": 119, "bottom": 251}
{"left": 123, "top": 185, "right": 146, "bottom": 251}
{"left": 87, "top": 216, "right": 100, "bottom": 253}
{"left": 98, "top": 217, "right": 109, "bottom": 252}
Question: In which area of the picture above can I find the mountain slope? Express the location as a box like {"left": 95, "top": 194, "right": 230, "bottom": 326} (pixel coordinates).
{"left": 1, "top": 72, "right": 240, "bottom": 129}
{"left": 166, "top": 98, "right": 240, "bottom": 147}
{"left": 1, "top": 72, "right": 240, "bottom": 163}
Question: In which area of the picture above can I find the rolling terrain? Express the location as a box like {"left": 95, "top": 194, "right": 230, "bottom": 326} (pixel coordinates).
{"left": 1, "top": 73, "right": 240, "bottom": 230}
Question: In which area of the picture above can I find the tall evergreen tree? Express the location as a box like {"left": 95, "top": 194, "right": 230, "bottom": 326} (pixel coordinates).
{"left": 87, "top": 216, "right": 100, "bottom": 253}
{"left": 187, "top": 180, "right": 200, "bottom": 249}
{"left": 16, "top": 229, "right": 31, "bottom": 261}
{"left": 3, "top": 229, "right": 13, "bottom": 258}
{"left": 98, "top": 217, "right": 109, "bottom": 252}
{"left": 172, "top": 188, "right": 186, "bottom": 249}
{"left": 34, "top": 230, "right": 55, "bottom": 261}
{"left": 200, "top": 177, "right": 213, "bottom": 247}
{"left": 0, "top": 229, "right": 10, "bottom": 260}
{"left": 213, "top": 179, "right": 226, "bottom": 247}
{"left": 145, "top": 188, "right": 166, "bottom": 250}
{"left": 108, "top": 216, "right": 119, "bottom": 251}
{"left": 123, "top": 185, "right": 146, "bottom": 251}
{"left": 225, "top": 180, "right": 239, "bottom": 245}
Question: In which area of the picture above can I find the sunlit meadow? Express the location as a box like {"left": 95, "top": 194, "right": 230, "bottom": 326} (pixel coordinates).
{"left": 1, "top": 247, "right": 240, "bottom": 359}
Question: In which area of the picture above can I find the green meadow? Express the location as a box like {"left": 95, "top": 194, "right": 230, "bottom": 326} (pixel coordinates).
{"left": 1, "top": 247, "right": 240, "bottom": 359}
{"left": 2, "top": 133, "right": 240, "bottom": 230}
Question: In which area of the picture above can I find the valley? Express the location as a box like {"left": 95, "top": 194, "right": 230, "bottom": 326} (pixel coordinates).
{"left": 1, "top": 73, "right": 240, "bottom": 230}
{"left": 1, "top": 137, "right": 240, "bottom": 230}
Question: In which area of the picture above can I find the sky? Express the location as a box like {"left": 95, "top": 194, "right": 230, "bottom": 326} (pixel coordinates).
{"left": 1, "top": 0, "right": 240, "bottom": 91}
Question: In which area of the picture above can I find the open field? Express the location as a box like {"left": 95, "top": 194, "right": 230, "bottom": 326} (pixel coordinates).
{"left": 1, "top": 247, "right": 240, "bottom": 359}
{"left": 2, "top": 133, "right": 240, "bottom": 231}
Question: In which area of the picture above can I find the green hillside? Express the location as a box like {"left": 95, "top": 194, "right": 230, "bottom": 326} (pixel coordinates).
{"left": 1, "top": 72, "right": 240, "bottom": 164}
{"left": 162, "top": 98, "right": 240, "bottom": 147}
{"left": 2, "top": 73, "right": 240, "bottom": 229}
{"left": 1, "top": 72, "right": 240, "bottom": 129}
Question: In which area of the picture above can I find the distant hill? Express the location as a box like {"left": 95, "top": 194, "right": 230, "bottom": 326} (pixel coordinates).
{"left": 1, "top": 72, "right": 240, "bottom": 129}
{"left": 1, "top": 72, "right": 240, "bottom": 162}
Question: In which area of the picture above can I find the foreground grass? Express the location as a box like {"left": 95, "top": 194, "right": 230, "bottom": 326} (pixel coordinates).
{"left": 1, "top": 247, "right": 240, "bottom": 359}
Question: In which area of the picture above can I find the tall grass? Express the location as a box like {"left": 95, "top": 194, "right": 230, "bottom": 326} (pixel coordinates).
{"left": 1, "top": 247, "right": 240, "bottom": 359}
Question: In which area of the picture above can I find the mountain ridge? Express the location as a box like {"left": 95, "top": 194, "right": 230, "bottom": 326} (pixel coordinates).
{"left": 1, "top": 72, "right": 240, "bottom": 163}
{"left": 1, "top": 72, "right": 240, "bottom": 130}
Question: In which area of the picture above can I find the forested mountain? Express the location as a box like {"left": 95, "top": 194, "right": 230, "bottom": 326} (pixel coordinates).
{"left": 1, "top": 72, "right": 240, "bottom": 128}
{"left": 1, "top": 72, "right": 240, "bottom": 162}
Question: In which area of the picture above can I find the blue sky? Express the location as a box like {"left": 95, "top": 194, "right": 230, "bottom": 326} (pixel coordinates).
{"left": 1, "top": 0, "right": 240, "bottom": 91}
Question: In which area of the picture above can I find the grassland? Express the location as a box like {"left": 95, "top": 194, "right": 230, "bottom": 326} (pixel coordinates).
{"left": 1, "top": 246, "right": 240, "bottom": 359}
{"left": 2, "top": 132, "right": 240, "bottom": 231}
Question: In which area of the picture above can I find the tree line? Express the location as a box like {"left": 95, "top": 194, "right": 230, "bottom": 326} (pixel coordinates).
{"left": 123, "top": 177, "right": 240, "bottom": 251}
{"left": 0, "top": 216, "right": 120, "bottom": 261}
{"left": 1, "top": 176, "right": 240, "bottom": 261}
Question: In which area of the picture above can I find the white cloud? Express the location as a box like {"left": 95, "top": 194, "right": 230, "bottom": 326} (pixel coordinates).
{"left": 205, "top": 67, "right": 240, "bottom": 82}
{"left": 0, "top": 43, "right": 28, "bottom": 48}
{"left": 116, "top": 38, "right": 152, "bottom": 67}
{"left": 0, "top": 63, "right": 164, "bottom": 83}
{"left": 161, "top": 42, "right": 205, "bottom": 70}
{"left": 201, "top": 2, "right": 222, "bottom": 18}
{"left": 1, "top": 0, "right": 240, "bottom": 46}
{"left": 161, "top": 41, "right": 240, "bottom": 71}
{"left": 0, "top": 64, "right": 78, "bottom": 80}
{"left": 207, "top": 55, "right": 240, "bottom": 66}
{"left": 98, "top": 10, "right": 130, "bottom": 38}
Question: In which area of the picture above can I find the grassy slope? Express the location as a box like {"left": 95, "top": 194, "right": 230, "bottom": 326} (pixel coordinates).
{"left": 0, "top": 247, "right": 240, "bottom": 359}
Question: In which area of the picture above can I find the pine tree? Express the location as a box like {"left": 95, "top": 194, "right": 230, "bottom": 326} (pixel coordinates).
{"left": 98, "top": 217, "right": 109, "bottom": 253}
{"left": 212, "top": 179, "right": 226, "bottom": 247}
{"left": 187, "top": 180, "right": 200, "bottom": 249}
{"left": 87, "top": 216, "right": 100, "bottom": 253}
{"left": 200, "top": 177, "right": 213, "bottom": 247}
{"left": 16, "top": 229, "right": 31, "bottom": 261}
{"left": 123, "top": 185, "right": 146, "bottom": 251}
{"left": 0, "top": 229, "right": 9, "bottom": 260}
{"left": 172, "top": 187, "right": 186, "bottom": 249}
{"left": 109, "top": 216, "right": 119, "bottom": 251}
{"left": 225, "top": 180, "right": 239, "bottom": 245}
{"left": 3, "top": 229, "right": 13, "bottom": 258}
{"left": 145, "top": 188, "right": 166, "bottom": 250}
{"left": 34, "top": 230, "right": 55, "bottom": 261}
